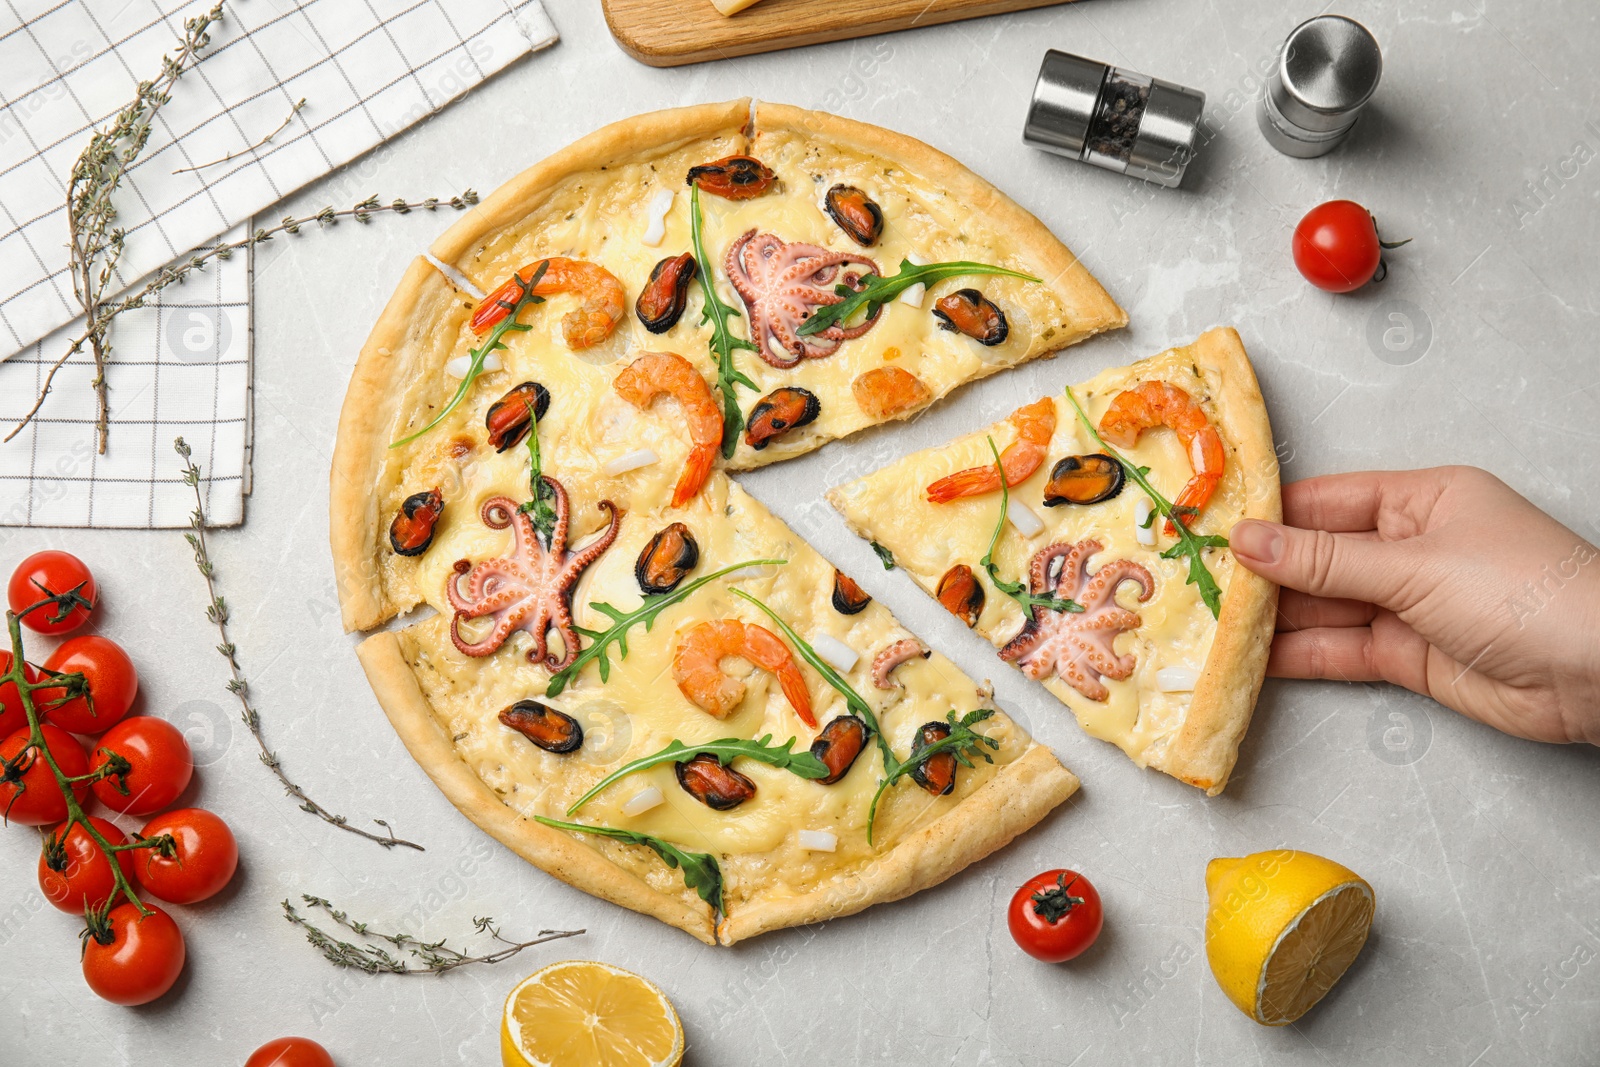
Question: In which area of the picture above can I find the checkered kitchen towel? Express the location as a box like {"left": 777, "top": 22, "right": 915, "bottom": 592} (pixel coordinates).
{"left": 0, "top": 0, "right": 556, "bottom": 528}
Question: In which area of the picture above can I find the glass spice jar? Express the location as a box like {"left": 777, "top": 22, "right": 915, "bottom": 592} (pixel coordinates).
{"left": 1025, "top": 50, "right": 1206, "bottom": 188}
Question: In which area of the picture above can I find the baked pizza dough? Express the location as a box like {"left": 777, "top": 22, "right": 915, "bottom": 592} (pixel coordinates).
{"left": 331, "top": 100, "right": 1123, "bottom": 943}
{"left": 828, "top": 328, "right": 1280, "bottom": 794}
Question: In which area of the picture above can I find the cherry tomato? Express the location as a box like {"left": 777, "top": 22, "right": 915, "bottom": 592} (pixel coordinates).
{"left": 38, "top": 816, "right": 137, "bottom": 913}
{"left": 1008, "top": 868, "right": 1104, "bottom": 963}
{"left": 1292, "top": 199, "right": 1398, "bottom": 293}
{"left": 81, "top": 902, "right": 185, "bottom": 1005}
{"left": 136, "top": 807, "right": 237, "bottom": 904}
{"left": 245, "top": 1036, "right": 337, "bottom": 1067}
{"left": 8, "top": 550, "right": 97, "bottom": 635}
{"left": 90, "top": 717, "right": 193, "bottom": 816}
{"left": 0, "top": 650, "right": 40, "bottom": 739}
{"left": 38, "top": 635, "right": 138, "bottom": 735}
{"left": 0, "top": 724, "right": 89, "bottom": 825}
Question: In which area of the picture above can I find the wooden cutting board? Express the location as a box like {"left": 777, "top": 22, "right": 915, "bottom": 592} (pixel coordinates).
{"left": 603, "top": 0, "right": 1078, "bottom": 68}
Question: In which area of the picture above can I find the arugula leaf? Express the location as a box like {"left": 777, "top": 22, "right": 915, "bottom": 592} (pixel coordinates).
{"left": 689, "top": 186, "right": 759, "bottom": 458}
{"left": 535, "top": 816, "right": 722, "bottom": 912}
{"left": 515, "top": 401, "right": 557, "bottom": 541}
{"left": 866, "top": 709, "right": 1000, "bottom": 844}
{"left": 869, "top": 541, "right": 896, "bottom": 570}
{"left": 546, "top": 559, "right": 786, "bottom": 697}
{"left": 796, "top": 259, "right": 1041, "bottom": 338}
{"left": 567, "top": 735, "right": 829, "bottom": 815}
{"left": 976, "top": 436, "right": 1084, "bottom": 616}
{"left": 391, "top": 261, "right": 548, "bottom": 448}
{"left": 1062, "top": 386, "right": 1228, "bottom": 618}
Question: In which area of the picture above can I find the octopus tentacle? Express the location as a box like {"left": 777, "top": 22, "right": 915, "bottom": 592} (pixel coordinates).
{"left": 724, "top": 228, "right": 881, "bottom": 366}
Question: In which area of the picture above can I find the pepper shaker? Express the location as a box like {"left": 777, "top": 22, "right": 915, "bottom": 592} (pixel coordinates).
{"left": 1257, "top": 15, "right": 1383, "bottom": 158}
{"left": 1024, "top": 50, "right": 1207, "bottom": 188}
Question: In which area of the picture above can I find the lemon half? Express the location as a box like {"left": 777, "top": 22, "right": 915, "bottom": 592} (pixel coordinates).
{"left": 1204, "top": 850, "right": 1375, "bottom": 1026}
{"left": 501, "top": 960, "right": 684, "bottom": 1067}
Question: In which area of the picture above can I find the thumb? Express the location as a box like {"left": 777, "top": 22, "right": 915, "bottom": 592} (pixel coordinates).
{"left": 1230, "top": 519, "right": 1417, "bottom": 608}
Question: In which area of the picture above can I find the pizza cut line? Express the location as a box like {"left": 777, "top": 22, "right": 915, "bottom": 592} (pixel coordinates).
{"left": 828, "top": 327, "right": 1281, "bottom": 795}
{"left": 331, "top": 99, "right": 1132, "bottom": 945}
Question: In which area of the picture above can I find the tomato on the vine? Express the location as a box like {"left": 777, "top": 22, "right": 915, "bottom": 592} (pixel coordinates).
{"left": 8, "top": 550, "right": 97, "bottom": 635}
{"left": 0, "top": 724, "right": 89, "bottom": 825}
{"left": 81, "top": 902, "right": 185, "bottom": 1005}
{"left": 245, "top": 1036, "right": 337, "bottom": 1067}
{"left": 1008, "top": 868, "right": 1104, "bottom": 963}
{"left": 136, "top": 807, "right": 237, "bottom": 904}
{"left": 90, "top": 717, "right": 193, "bottom": 816}
{"left": 1292, "top": 199, "right": 1408, "bottom": 293}
{"left": 0, "top": 650, "right": 39, "bottom": 739}
{"left": 39, "top": 635, "right": 138, "bottom": 735}
{"left": 38, "top": 816, "right": 137, "bottom": 913}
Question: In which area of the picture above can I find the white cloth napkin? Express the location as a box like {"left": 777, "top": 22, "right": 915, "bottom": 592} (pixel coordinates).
{"left": 0, "top": 0, "right": 556, "bottom": 529}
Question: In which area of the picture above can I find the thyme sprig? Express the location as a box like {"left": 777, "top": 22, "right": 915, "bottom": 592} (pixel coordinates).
{"left": 176, "top": 439, "right": 421, "bottom": 850}
{"left": 391, "top": 260, "right": 546, "bottom": 449}
{"left": 689, "top": 186, "right": 758, "bottom": 458}
{"left": 10, "top": 189, "right": 480, "bottom": 448}
{"left": 567, "top": 735, "right": 829, "bottom": 815}
{"left": 1062, "top": 388, "right": 1229, "bottom": 617}
{"left": 978, "top": 436, "right": 1083, "bottom": 616}
{"left": 534, "top": 817, "right": 723, "bottom": 912}
{"left": 728, "top": 589, "right": 999, "bottom": 844}
{"left": 2, "top": 596, "right": 168, "bottom": 932}
{"left": 796, "top": 259, "right": 1041, "bottom": 337}
{"left": 282, "top": 895, "right": 580, "bottom": 975}
{"left": 545, "top": 559, "right": 787, "bottom": 697}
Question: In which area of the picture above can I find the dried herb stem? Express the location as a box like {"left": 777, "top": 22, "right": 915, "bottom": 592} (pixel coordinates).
{"left": 175, "top": 438, "right": 422, "bottom": 850}
{"left": 282, "top": 895, "right": 581, "bottom": 975}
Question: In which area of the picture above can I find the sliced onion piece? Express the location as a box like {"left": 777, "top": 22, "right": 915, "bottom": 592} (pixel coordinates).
{"left": 797, "top": 829, "right": 837, "bottom": 852}
{"left": 1007, "top": 499, "right": 1044, "bottom": 537}
{"left": 1156, "top": 666, "right": 1199, "bottom": 692}
{"left": 446, "top": 352, "right": 502, "bottom": 379}
{"left": 604, "top": 448, "right": 659, "bottom": 476}
{"left": 811, "top": 634, "right": 859, "bottom": 673}
{"left": 1135, "top": 496, "right": 1157, "bottom": 547}
{"left": 641, "top": 188, "right": 674, "bottom": 247}
{"left": 899, "top": 251, "right": 929, "bottom": 307}
{"left": 621, "top": 786, "right": 664, "bottom": 817}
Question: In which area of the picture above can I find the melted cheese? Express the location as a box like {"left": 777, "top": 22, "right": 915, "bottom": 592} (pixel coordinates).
{"left": 829, "top": 345, "right": 1250, "bottom": 769}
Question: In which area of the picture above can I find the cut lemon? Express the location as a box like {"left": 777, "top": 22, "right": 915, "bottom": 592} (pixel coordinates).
{"left": 501, "top": 960, "right": 684, "bottom": 1067}
{"left": 1204, "top": 850, "right": 1374, "bottom": 1026}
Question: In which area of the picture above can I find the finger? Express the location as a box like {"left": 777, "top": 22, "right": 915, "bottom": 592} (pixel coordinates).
{"left": 1231, "top": 519, "right": 1421, "bottom": 608}
{"left": 1267, "top": 613, "right": 1432, "bottom": 693}
{"left": 1275, "top": 589, "right": 1376, "bottom": 632}
{"left": 1281, "top": 469, "right": 1450, "bottom": 532}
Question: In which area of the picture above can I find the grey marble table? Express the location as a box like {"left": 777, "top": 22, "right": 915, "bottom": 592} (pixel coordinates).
{"left": 4, "top": 1, "right": 1597, "bottom": 1063}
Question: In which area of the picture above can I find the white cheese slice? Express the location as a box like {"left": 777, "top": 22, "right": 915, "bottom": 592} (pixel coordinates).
{"left": 641, "top": 188, "right": 674, "bottom": 247}
{"left": 1156, "top": 666, "right": 1199, "bottom": 692}
{"left": 604, "top": 448, "right": 659, "bottom": 476}
{"left": 1135, "top": 496, "right": 1156, "bottom": 546}
{"left": 1007, "top": 500, "right": 1044, "bottom": 537}
{"left": 621, "top": 786, "right": 664, "bottom": 817}
{"left": 797, "top": 829, "right": 837, "bottom": 852}
{"left": 445, "top": 352, "right": 501, "bottom": 379}
{"left": 811, "top": 634, "right": 859, "bottom": 673}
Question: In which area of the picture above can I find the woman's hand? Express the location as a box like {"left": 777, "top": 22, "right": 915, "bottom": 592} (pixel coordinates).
{"left": 1230, "top": 466, "right": 1600, "bottom": 745}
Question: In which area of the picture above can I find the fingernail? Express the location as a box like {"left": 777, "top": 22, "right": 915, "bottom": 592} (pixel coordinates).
{"left": 1231, "top": 520, "right": 1284, "bottom": 565}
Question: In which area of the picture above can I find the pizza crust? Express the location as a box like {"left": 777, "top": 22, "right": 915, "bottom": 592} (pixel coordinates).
{"left": 356, "top": 630, "right": 720, "bottom": 944}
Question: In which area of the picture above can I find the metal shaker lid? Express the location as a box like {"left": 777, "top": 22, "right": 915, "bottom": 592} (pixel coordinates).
{"left": 1268, "top": 15, "right": 1382, "bottom": 135}
{"left": 1024, "top": 50, "right": 1109, "bottom": 161}
{"left": 1127, "top": 79, "right": 1206, "bottom": 187}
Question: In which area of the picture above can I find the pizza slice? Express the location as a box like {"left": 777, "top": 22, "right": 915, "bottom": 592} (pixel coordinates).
{"left": 330, "top": 101, "right": 1108, "bottom": 943}
{"left": 828, "top": 328, "right": 1281, "bottom": 794}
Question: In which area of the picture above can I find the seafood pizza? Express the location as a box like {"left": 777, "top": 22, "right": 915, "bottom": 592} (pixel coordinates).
{"left": 829, "top": 328, "right": 1280, "bottom": 795}
{"left": 330, "top": 100, "right": 1125, "bottom": 944}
